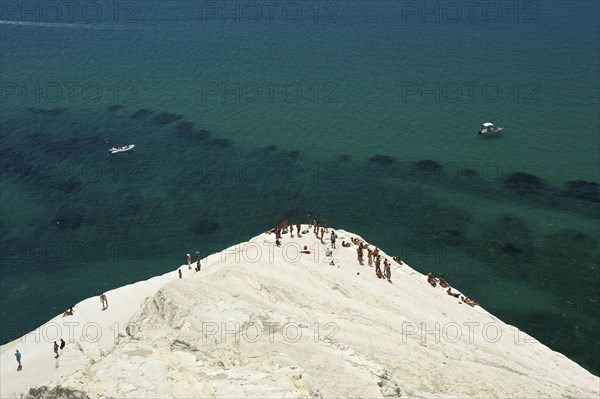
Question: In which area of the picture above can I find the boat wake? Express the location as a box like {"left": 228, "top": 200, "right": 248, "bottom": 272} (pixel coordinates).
{"left": 0, "top": 20, "right": 123, "bottom": 30}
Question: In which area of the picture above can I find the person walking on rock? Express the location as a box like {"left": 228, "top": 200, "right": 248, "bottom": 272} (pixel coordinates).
{"left": 53, "top": 341, "right": 59, "bottom": 358}
{"left": 100, "top": 293, "right": 108, "bottom": 310}
{"left": 375, "top": 255, "right": 382, "bottom": 278}
{"left": 357, "top": 246, "right": 364, "bottom": 265}
{"left": 187, "top": 253, "right": 191, "bottom": 270}
{"left": 384, "top": 259, "right": 392, "bottom": 282}
{"left": 330, "top": 230, "right": 337, "bottom": 249}
{"left": 15, "top": 350, "right": 22, "bottom": 370}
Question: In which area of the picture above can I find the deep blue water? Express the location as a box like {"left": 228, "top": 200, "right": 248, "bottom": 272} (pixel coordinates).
{"left": 1, "top": 0, "right": 598, "bottom": 375}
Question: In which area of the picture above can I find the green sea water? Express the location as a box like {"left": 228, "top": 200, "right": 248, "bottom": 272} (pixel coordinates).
{"left": 1, "top": 0, "right": 598, "bottom": 375}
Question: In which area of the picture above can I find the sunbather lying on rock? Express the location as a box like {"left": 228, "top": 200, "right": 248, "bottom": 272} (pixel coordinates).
{"left": 438, "top": 275, "right": 449, "bottom": 288}
{"left": 461, "top": 296, "right": 479, "bottom": 307}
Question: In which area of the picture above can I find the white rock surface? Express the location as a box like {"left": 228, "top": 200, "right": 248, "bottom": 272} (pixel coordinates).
{"left": 1, "top": 228, "right": 598, "bottom": 398}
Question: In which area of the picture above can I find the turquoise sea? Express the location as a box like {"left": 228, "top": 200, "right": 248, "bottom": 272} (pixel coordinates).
{"left": 1, "top": 0, "right": 598, "bottom": 375}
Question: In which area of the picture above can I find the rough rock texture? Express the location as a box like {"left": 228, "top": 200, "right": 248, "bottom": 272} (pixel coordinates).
{"left": 2, "top": 230, "right": 598, "bottom": 398}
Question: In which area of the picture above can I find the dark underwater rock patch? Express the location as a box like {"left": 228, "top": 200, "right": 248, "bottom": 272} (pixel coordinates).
{"left": 152, "top": 112, "right": 182, "bottom": 125}
{"left": 410, "top": 200, "right": 473, "bottom": 247}
{"left": 285, "top": 151, "right": 301, "bottom": 160}
{"left": 440, "top": 228, "right": 466, "bottom": 246}
{"left": 27, "top": 107, "right": 67, "bottom": 116}
{"left": 410, "top": 159, "right": 443, "bottom": 182}
{"left": 544, "top": 229, "right": 596, "bottom": 248}
{"left": 338, "top": 154, "right": 351, "bottom": 162}
{"left": 212, "top": 138, "right": 232, "bottom": 148}
{"left": 501, "top": 241, "right": 523, "bottom": 254}
{"left": 42, "top": 135, "right": 106, "bottom": 156}
{"left": 175, "top": 122, "right": 194, "bottom": 133}
{"left": 460, "top": 168, "right": 477, "bottom": 177}
{"left": 573, "top": 232, "right": 588, "bottom": 242}
{"left": 174, "top": 121, "right": 194, "bottom": 138}
{"left": 445, "top": 229, "right": 463, "bottom": 237}
{"left": 174, "top": 122, "right": 211, "bottom": 141}
{"left": 54, "top": 206, "right": 84, "bottom": 229}
{"left": 369, "top": 155, "right": 395, "bottom": 165}
{"left": 413, "top": 159, "right": 441, "bottom": 172}
{"left": 504, "top": 172, "right": 545, "bottom": 195}
{"left": 195, "top": 130, "right": 211, "bottom": 140}
{"left": 253, "top": 145, "right": 278, "bottom": 155}
{"left": 474, "top": 214, "right": 535, "bottom": 280}
{"left": 23, "top": 131, "right": 105, "bottom": 157}
{"left": 564, "top": 180, "right": 599, "bottom": 202}
{"left": 191, "top": 219, "right": 220, "bottom": 235}
{"left": 107, "top": 105, "right": 124, "bottom": 112}
{"left": 131, "top": 109, "right": 153, "bottom": 119}
{"left": 497, "top": 214, "right": 531, "bottom": 233}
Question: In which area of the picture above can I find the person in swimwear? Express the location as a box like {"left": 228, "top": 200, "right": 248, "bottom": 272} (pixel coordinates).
{"left": 427, "top": 272, "right": 438, "bottom": 287}
{"left": 438, "top": 275, "right": 449, "bottom": 288}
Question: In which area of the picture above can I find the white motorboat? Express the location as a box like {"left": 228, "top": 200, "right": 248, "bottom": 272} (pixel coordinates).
{"left": 109, "top": 144, "right": 135, "bottom": 154}
{"left": 478, "top": 122, "right": 503, "bottom": 135}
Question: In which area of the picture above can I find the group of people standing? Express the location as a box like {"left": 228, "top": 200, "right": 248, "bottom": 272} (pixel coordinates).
{"left": 271, "top": 212, "right": 333, "bottom": 248}
{"left": 187, "top": 251, "right": 201, "bottom": 272}
{"left": 179, "top": 212, "right": 480, "bottom": 311}
{"left": 309, "top": 213, "right": 330, "bottom": 243}
{"left": 182, "top": 251, "right": 202, "bottom": 277}
{"left": 53, "top": 339, "right": 66, "bottom": 359}
{"left": 352, "top": 238, "right": 395, "bottom": 283}
{"left": 270, "top": 213, "right": 400, "bottom": 284}
{"left": 273, "top": 219, "right": 300, "bottom": 246}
